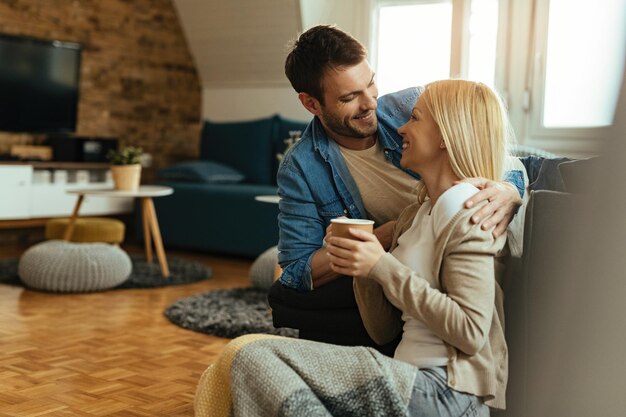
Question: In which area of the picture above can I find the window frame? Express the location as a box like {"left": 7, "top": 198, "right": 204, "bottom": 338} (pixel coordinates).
{"left": 371, "top": 0, "right": 620, "bottom": 157}
{"left": 371, "top": 0, "right": 508, "bottom": 93}
{"left": 522, "top": 0, "right": 614, "bottom": 155}
{"left": 371, "top": 0, "right": 471, "bottom": 78}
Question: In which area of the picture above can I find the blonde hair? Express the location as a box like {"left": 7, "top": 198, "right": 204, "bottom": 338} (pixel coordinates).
{"left": 415, "top": 80, "right": 512, "bottom": 202}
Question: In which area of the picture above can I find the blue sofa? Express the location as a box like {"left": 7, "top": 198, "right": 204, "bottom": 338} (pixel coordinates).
{"left": 148, "top": 114, "right": 309, "bottom": 258}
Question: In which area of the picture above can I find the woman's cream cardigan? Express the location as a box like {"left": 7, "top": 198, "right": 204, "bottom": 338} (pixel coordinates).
{"left": 354, "top": 200, "right": 509, "bottom": 409}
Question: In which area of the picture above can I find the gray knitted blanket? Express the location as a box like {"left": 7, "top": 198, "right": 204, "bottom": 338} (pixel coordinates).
{"left": 194, "top": 334, "right": 417, "bottom": 417}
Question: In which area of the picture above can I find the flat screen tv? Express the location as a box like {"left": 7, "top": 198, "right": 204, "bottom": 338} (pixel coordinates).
{"left": 0, "top": 33, "right": 81, "bottom": 133}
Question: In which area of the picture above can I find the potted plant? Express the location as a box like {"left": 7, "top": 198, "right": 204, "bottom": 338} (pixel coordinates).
{"left": 107, "top": 146, "right": 143, "bottom": 191}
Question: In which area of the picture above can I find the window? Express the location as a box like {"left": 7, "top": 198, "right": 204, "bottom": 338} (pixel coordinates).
{"left": 372, "top": 0, "right": 626, "bottom": 156}
{"left": 374, "top": 2, "right": 452, "bottom": 95}
{"left": 520, "top": 0, "right": 626, "bottom": 152}
{"left": 466, "top": 0, "right": 499, "bottom": 86}
{"left": 541, "top": 0, "right": 626, "bottom": 128}
{"left": 372, "top": 0, "right": 501, "bottom": 95}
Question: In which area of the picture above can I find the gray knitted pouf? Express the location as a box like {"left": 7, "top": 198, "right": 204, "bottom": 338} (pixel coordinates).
{"left": 249, "top": 246, "right": 279, "bottom": 289}
{"left": 18, "top": 240, "right": 132, "bottom": 293}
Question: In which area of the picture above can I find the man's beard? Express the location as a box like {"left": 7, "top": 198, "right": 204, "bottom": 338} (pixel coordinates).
{"left": 319, "top": 108, "right": 377, "bottom": 139}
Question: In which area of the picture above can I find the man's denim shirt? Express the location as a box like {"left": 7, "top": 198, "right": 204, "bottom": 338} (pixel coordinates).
{"left": 276, "top": 87, "right": 525, "bottom": 292}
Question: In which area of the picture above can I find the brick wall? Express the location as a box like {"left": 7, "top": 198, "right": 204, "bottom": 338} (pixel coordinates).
{"left": 0, "top": 0, "right": 202, "bottom": 180}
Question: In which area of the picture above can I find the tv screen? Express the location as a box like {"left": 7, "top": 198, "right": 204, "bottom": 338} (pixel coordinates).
{"left": 0, "top": 33, "right": 81, "bottom": 133}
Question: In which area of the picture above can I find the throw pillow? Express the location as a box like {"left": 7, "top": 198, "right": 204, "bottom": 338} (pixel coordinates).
{"left": 200, "top": 117, "right": 275, "bottom": 184}
{"left": 157, "top": 161, "right": 245, "bottom": 184}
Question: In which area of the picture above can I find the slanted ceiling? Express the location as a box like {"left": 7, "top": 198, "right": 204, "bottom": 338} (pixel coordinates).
{"left": 173, "top": 0, "right": 302, "bottom": 87}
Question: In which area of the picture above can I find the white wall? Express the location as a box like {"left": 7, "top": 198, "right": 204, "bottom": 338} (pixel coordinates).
{"left": 202, "top": 86, "right": 312, "bottom": 122}
{"left": 195, "top": 0, "right": 372, "bottom": 123}
{"left": 173, "top": 0, "right": 300, "bottom": 87}
{"left": 299, "top": 0, "right": 371, "bottom": 46}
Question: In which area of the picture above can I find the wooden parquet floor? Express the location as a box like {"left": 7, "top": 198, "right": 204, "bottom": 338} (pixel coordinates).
{"left": 0, "top": 245, "right": 252, "bottom": 416}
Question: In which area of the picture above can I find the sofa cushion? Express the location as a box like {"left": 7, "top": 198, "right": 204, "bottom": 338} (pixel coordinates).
{"left": 158, "top": 161, "right": 245, "bottom": 184}
{"left": 200, "top": 117, "right": 275, "bottom": 185}
{"left": 558, "top": 157, "right": 599, "bottom": 193}
{"left": 150, "top": 181, "right": 280, "bottom": 258}
{"left": 521, "top": 156, "right": 572, "bottom": 192}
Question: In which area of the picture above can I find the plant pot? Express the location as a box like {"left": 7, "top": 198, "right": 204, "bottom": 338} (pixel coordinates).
{"left": 111, "top": 164, "right": 141, "bottom": 191}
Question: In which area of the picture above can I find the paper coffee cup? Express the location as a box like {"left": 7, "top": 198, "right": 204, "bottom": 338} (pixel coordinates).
{"left": 330, "top": 218, "right": 374, "bottom": 239}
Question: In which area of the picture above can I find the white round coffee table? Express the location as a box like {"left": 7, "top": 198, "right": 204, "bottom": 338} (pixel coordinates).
{"left": 254, "top": 195, "right": 280, "bottom": 204}
{"left": 65, "top": 186, "right": 174, "bottom": 277}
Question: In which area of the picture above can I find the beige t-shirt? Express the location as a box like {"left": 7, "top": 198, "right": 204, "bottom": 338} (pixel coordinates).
{"left": 339, "top": 143, "right": 418, "bottom": 226}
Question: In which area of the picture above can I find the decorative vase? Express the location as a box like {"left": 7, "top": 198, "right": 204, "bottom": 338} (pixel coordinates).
{"left": 110, "top": 164, "right": 141, "bottom": 191}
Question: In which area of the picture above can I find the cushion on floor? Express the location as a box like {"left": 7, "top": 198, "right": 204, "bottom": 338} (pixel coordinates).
{"left": 45, "top": 217, "right": 125, "bottom": 244}
{"left": 18, "top": 240, "right": 132, "bottom": 293}
{"left": 249, "top": 246, "right": 280, "bottom": 290}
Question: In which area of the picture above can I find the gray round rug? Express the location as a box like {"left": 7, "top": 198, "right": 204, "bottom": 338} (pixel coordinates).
{"left": 165, "top": 288, "right": 298, "bottom": 339}
{"left": 0, "top": 255, "right": 212, "bottom": 290}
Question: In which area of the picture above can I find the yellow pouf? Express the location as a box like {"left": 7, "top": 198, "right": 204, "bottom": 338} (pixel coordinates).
{"left": 45, "top": 217, "right": 125, "bottom": 244}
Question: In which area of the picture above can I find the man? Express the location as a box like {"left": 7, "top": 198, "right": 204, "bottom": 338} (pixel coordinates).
{"left": 277, "top": 25, "right": 525, "bottom": 292}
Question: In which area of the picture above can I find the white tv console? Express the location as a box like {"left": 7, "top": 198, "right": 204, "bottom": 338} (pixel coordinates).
{"left": 0, "top": 162, "right": 133, "bottom": 221}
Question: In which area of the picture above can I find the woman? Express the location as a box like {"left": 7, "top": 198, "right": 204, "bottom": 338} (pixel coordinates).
{"left": 326, "top": 79, "right": 511, "bottom": 416}
{"left": 194, "top": 80, "right": 515, "bottom": 417}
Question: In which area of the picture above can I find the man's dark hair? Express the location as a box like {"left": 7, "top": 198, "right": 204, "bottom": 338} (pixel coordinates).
{"left": 285, "top": 25, "right": 367, "bottom": 104}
